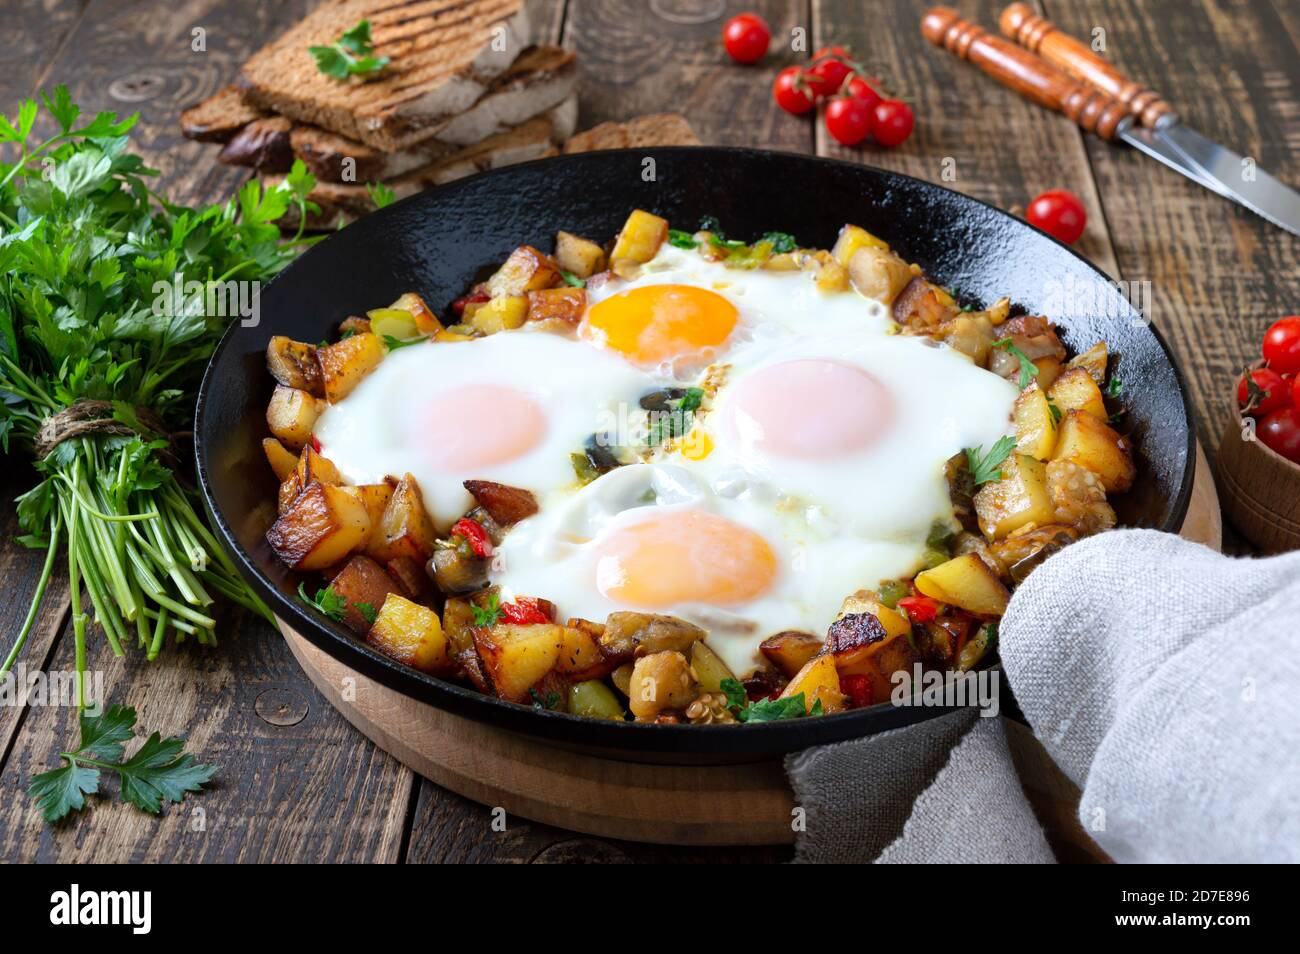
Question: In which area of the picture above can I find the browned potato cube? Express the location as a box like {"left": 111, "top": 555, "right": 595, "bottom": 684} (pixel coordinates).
{"left": 1066, "top": 341, "right": 1108, "bottom": 385}
{"left": 294, "top": 444, "right": 342, "bottom": 487}
{"left": 831, "top": 224, "right": 889, "bottom": 266}
{"left": 317, "top": 332, "right": 384, "bottom": 403}
{"left": 609, "top": 210, "right": 669, "bottom": 266}
{"left": 973, "top": 453, "right": 1055, "bottom": 540}
{"left": 848, "top": 245, "right": 912, "bottom": 303}
{"left": 689, "top": 641, "right": 736, "bottom": 693}
{"left": 387, "top": 291, "right": 443, "bottom": 335}
{"left": 627, "top": 650, "right": 698, "bottom": 721}
{"left": 892, "top": 277, "right": 959, "bottom": 330}
{"left": 349, "top": 482, "right": 394, "bottom": 530}
{"left": 469, "top": 294, "right": 528, "bottom": 334}
{"left": 473, "top": 623, "right": 566, "bottom": 703}
{"left": 599, "top": 612, "right": 706, "bottom": 664}
{"left": 368, "top": 474, "right": 437, "bottom": 562}
{"left": 266, "top": 480, "right": 371, "bottom": 571}
{"left": 367, "top": 592, "right": 450, "bottom": 674}
{"left": 526, "top": 287, "right": 586, "bottom": 326}
{"left": 266, "top": 336, "right": 323, "bottom": 396}
{"left": 914, "top": 553, "right": 1011, "bottom": 616}
{"left": 779, "top": 654, "right": 845, "bottom": 714}
{"left": 759, "top": 631, "right": 823, "bottom": 679}
{"left": 262, "top": 437, "right": 298, "bottom": 482}
{"left": 266, "top": 385, "right": 322, "bottom": 450}
{"left": 1048, "top": 367, "right": 1107, "bottom": 422}
{"left": 338, "top": 315, "right": 371, "bottom": 336}
{"left": 1051, "top": 410, "right": 1135, "bottom": 493}
{"left": 555, "top": 231, "right": 606, "bottom": 278}
{"left": 330, "top": 554, "right": 403, "bottom": 634}
{"left": 441, "top": 596, "right": 478, "bottom": 658}
{"left": 555, "top": 624, "right": 608, "bottom": 678}
{"left": 1046, "top": 459, "right": 1116, "bottom": 535}
{"left": 384, "top": 555, "right": 435, "bottom": 604}
{"left": 485, "top": 245, "right": 562, "bottom": 297}
{"left": 462, "top": 479, "right": 538, "bottom": 527}
{"left": 1013, "top": 382, "right": 1058, "bottom": 460}
{"left": 801, "top": 249, "right": 850, "bottom": 293}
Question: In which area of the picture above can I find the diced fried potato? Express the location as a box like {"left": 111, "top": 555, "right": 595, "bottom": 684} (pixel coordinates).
{"left": 914, "top": 553, "right": 1011, "bottom": 616}
{"left": 463, "top": 479, "right": 539, "bottom": 527}
{"left": 387, "top": 291, "right": 443, "bottom": 335}
{"left": 1049, "top": 367, "right": 1107, "bottom": 422}
{"left": 1045, "top": 459, "right": 1116, "bottom": 535}
{"left": 441, "top": 596, "right": 478, "bottom": 658}
{"left": 568, "top": 680, "right": 626, "bottom": 720}
{"left": 295, "top": 444, "right": 342, "bottom": 488}
{"left": 330, "top": 554, "right": 403, "bottom": 634}
{"left": 690, "top": 641, "right": 736, "bottom": 693}
{"left": 266, "top": 336, "right": 323, "bottom": 396}
{"left": 759, "top": 631, "right": 823, "bottom": 679}
{"left": 610, "top": 663, "right": 634, "bottom": 697}
{"left": 526, "top": 287, "right": 586, "bottom": 326}
{"left": 385, "top": 555, "right": 436, "bottom": 603}
{"left": 779, "top": 654, "right": 845, "bottom": 714}
{"left": 599, "top": 612, "right": 706, "bottom": 664}
{"left": 367, "top": 592, "right": 450, "bottom": 674}
{"left": 368, "top": 473, "right": 437, "bottom": 562}
{"left": 1013, "top": 382, "right": 1058, "bottom": 460}
{"left": 266, "top": 385, "right": 323, "bottom": 450}
{"left": 474, "top": 623, "right": 565, "bottom": 703}
{"left": 350, "top": 482, "right": 394, "bottom": 531}
{"left": 554, "top": 231, "right": 606, "bottom": 278}
{"left": 317, "top": 332, "right": 384, "bottom": 403}
{"left": 892, "top": 277, "right": 959, "bottom": 330}
{"left": 826, "top": 602, "right": 919, "bottom": 700}
{"left": 831, "top": 224, "right": 889, "bottom": 265}
{"left": 937, "top": 313, "right": 994, "bottom": 364}
{"left": 836, "top": 593, "right": 912, "bottom": 641}
{"left": 1051, "top": 410, "right": 1135, "bottom": 493}
{"left": 802, "top": 249, "right": 850, "bottom": 293}
{"left": 848, "top": 245, "right": 912, "bottom": 304}
{"left": 366, "top": 308, "right": 420, "bottom": 342}
{"left": 262, "top": 437, "right": 298, "bottom": 482}
{"left": 763, "top": 251, "right": 802, "bottom": 271}
{"left": 555, "top": 624, "right": 609, "bottom": 678}
{"left": 266, "top": 480, "right": 371, "bottom": 571}
{"left": 609, "top": 210, "right": 669, "bottom": 266}
{"left": 973, "top": 453, "right": 1055, "bottom": 540}
{"left": 957, "top": 622, "right": 998, "bottom": 672}
{"left": 627, "top": 650, "right": 698, "bottom": 721}
{"left": 470, "top": 294, "right": 528, "bottom": 334}
{"left": 1066, "top": 341, "right": 1108, "bottom": 385}
{"left": 1034, "top": 355, "right": 1063, "bottom": 392}
{"left": 339, "top": 316, "right": 371, "bottom": 336}
{"left": 485, "top": 245, "right": 563, "bottom": 298}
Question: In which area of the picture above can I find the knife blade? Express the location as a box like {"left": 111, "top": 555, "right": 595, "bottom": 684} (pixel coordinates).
{"left": 1121, "top": 124, "right": 1234, "bottom": 200}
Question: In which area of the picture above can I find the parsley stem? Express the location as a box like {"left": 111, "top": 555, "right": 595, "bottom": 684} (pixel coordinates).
{"left": 0, "top": 512, "right": 60, "bottom": 678}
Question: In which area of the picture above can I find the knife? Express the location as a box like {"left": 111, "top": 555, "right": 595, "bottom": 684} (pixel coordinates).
{"left": 920, "top": 6, "right": 1300, "bottom": 236}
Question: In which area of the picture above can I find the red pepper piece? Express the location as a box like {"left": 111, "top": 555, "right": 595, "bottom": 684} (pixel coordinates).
{"left": 310, "top": 434, "right": 322, "bottom": 453}
{"left": 451, "top": 291, "right": 490, "bottom": 315}
{"left": 500, "top": 596, "right": 550, "bottom": 625}
{"left": 898, "top": 595, "right": 942, "bottom": 623}
{"left": 451, "top": 517, "right": 493, "bottom": 558}
{"left": 840, "top": 673, "right": 873, "bottom": 709}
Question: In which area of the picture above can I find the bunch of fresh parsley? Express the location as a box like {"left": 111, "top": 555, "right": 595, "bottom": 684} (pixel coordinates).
{"left": 1, "top": 88, "right": 321, "bottom": 821}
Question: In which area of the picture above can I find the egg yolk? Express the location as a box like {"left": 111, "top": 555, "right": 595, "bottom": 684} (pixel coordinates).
{"left": 582, "top": 284, "right": 738, "bottom": 364}
{"left": 594, "top": 509, "right": 777, "bottom": 607}
{"left": 724, "top": 359, "right": 893, "bottom": 459}
{"left": 421, "top": 384, "right": 545, "bottom": 470}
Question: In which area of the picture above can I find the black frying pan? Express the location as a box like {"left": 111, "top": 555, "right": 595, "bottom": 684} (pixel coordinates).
{"left": 194, "top": 147, "right": 1194, "bottom": 764}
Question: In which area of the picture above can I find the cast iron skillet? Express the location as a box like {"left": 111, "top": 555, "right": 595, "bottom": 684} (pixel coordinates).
{"left": 195, "top": 147, "right": 1194, "bottom": 764}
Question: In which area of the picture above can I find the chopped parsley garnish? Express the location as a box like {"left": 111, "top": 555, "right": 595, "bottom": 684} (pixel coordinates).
{"left": 560, "top": 270, "right": 586, "bottom": 288}
{"left": 719, "top": 678, "right": 823, "bottom": 723}
{"left": 667, "top": 229, "right": 699, "bottom": 249}
{"left": 992, "top": 337, "right": 1040, "bottom": 389}
{"left": 309, "top": 19, "right": 390, "bottom": 80}
{"left": 355, "top": 601, "right": 378, "bottom": 625}
{"left": 299, "top": 581, "right": 347, "bottom": 622}
{"left": 367, "top": 181, "right": 396, "bottom": 209}
{"left": 645, "top": 387, "right": 704, "bottom": 447}
{"left": 471, "top": 593, "right": 503, "bottom": 627}
{"left": 698, "top": 214, "right": 722, "bottom": 233}
{"left": 965, "top": 435, "right": 1018, "bottom": 486}
{"left": 1048, "top": 401, "right": 1063, "bottom": 426}
{"left": 983, "top": 621, "right": 999, "bottom": 649}
{"left": 1105, "top": 375, "right": 1124, "bottom": 398}
{"left": 529, "top": 688, "right": 562, "bottom": 710}
{"left": 759, "top": 231, "right": 798, "bottom": 254}
{"left": 382, "top": 333, "right": 428, "bottom": 350}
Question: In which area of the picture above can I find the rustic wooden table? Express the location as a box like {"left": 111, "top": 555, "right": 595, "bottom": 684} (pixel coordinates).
{"left": 0, "top": 0, "right": 1295, "bottom": 862}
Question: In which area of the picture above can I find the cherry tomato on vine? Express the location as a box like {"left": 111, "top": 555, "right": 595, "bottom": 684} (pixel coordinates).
{"left": 1263, "top": 316, "right": 1300, "bottom": 375}
{"left": 807, "top": 45, "right": 855, "bottom": 97}
{"left": 824, "top": 95, "right": 873, "bottom": 146}
{"left": 872, "top": 99, "right": 914, "bottom": 148}
{"left": 1292, "top": 374, "right": 1300, "bottom": 410}
{"left": 722, "top": 13, "right": 770, "bottom": 64}
{"left": 1257, "top": 406, "right": 1300, "bottom": 463}
{"left": 1025, "top": 189, "right": 1087, "bottom": 244}
{"left": 844, "top": 74, "right": 881, "bottom": 110}
{"left": 1238, "top": 366, "right": 1291, "bottom": 416}
{"left": 772, "top": 66, "right": 816, "bottom": 115}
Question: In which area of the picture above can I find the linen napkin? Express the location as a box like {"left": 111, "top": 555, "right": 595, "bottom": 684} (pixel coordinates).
{"left": 786, "top": 529, "right": 1300, "bottom": 864}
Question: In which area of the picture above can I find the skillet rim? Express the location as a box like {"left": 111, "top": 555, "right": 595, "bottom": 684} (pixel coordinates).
{"left": 194, "top": 145, "right": 1197, "bottom": 759}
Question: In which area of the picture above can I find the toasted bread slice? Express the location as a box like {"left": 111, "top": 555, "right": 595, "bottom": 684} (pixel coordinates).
{"left": 238, "top": 0, "right": 532, "bottom": 152}
{"left": 180, "top": 85, "right": 268, "bottom": 143}
{"left": 546, "top": 113, "right": 701, "bottom": 156}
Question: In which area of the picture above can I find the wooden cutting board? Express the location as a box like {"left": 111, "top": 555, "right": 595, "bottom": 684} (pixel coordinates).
{"left": 280, "top": 446, "right": 1221, "bottom": 847}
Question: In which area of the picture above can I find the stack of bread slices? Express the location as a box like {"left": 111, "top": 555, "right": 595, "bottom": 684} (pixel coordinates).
{"left": 181, "top": 0, "right": 591, "bottom": 226}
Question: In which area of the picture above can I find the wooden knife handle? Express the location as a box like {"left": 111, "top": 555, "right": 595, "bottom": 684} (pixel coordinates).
{"left": 1000, "top": 3, "right": 1175, "bottom": 128}
{"left": 922, "top": 6, "right": 1130, "bottom": 140}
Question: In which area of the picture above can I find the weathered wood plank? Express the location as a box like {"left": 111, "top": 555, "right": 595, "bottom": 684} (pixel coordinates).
{"left": 0, "top": 0, "right": 93, "bottom": 103}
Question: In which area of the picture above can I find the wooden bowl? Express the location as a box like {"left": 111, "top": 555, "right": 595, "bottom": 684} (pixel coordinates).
{"left": 1217, "top": 401, "right": 1300, "bottom": 552}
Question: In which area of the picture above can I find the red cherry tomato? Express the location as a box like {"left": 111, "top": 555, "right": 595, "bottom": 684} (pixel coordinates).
{"left": 1025, "top": 189, "right": 1087, "bottom": 244}
{"left": 897, "top": 595, "right": 942, "bottom": 623}
{"left": 722, "top": 13, "right": 770, "bottom": 64}
{"left": 824, "top": 95, "right": 873, "bottom": 146}
{"left": 1257, "top": 406, "right": 1300, "bottom": 464}
{"left": 772, "top": 66, "right": 816, "bottom": 115}
{"left": 844, "top": 74, "right": 881, "bottom": 111}
{"left": 807, "top": 45, "right": 855, "bottom": 98}
{"left": 1292, "top": 374, "right": 1300, "bottom": 410}
{"left": 1263, "top": 316, "right": 1300, "bottom": 375}
{"left": 1238, "top": 366, "right": 1291, "bottom": 416}
{"left": 871, "top": 99, "right": 914, "bottom": 148}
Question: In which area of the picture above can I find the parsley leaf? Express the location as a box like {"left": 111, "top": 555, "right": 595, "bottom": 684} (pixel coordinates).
{"left": 471, "top": 593, "right": 503, "bottom": 627}
{"left": 667, "top": 229, "right": 698, "bottom": 249}
{"left": 367, "top": 181, "right": 396, "bottom": 209}
{"left": 965, "top": 435, "right": 1018, "bottom": 486}
{"left": 645, "top": 387, "right": 704, "bottom": 447}
{"left": 559, "top": 269, "right": 586, "bottom": 288}
{"left": 354, "top": 601, "right": 378, "bottom": 625}
{"left": 992, "top": 337, "right": 1040, "bottom": 389}
{"left": 529, "top": 688, "right": 562, "bottom": 710}
{"left": 718, "top": 677, "right": 823, "bottom": 723}
{"left": 1105, "top": 375, "right": 1124, "bottom": 398}
{"left": 299, "top": 581, "right": 347, "bottom": 621}
{"left": 382, "top": 333, "right": 428, "bottom": 350}
{"left": 28, "top": 705, "right": 214, "bottom": 823}
{"left": 1048, "top": 402, "right": 1062, "bottom": 426}
{"left": 759, "top": 231, "right": 798, "bottom": 254}
{"left": 309, "top": 20, "right": 390, "bottom": 80}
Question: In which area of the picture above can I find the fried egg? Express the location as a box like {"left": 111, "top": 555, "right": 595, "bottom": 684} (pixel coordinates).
{"left": 312, "top": 330, "right": 659, "bottom": 524}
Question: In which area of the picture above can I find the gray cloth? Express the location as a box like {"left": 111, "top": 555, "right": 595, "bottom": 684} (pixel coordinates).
{"left": 786, "top": 529, "right": 1300, "bottom": 863}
